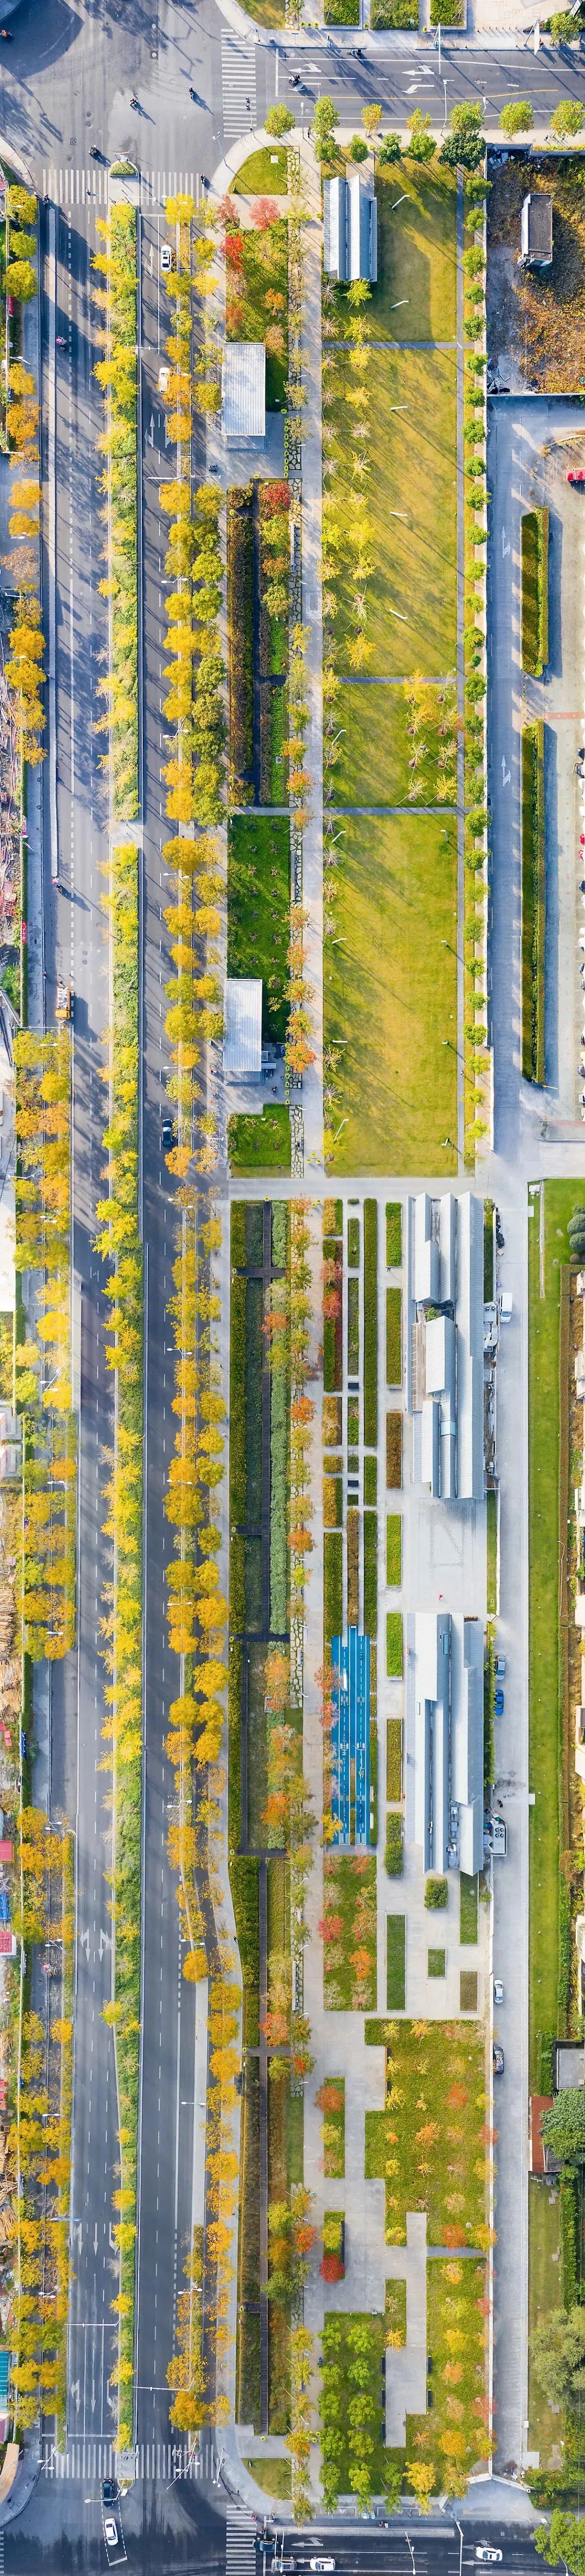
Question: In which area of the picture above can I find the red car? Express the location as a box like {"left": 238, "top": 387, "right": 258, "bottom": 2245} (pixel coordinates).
{"left": 567, "top": 467, "right": 585, "bottom": 483}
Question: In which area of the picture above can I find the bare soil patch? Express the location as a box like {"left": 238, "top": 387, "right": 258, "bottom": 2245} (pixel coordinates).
{"left": 487, "top": 153, "right": 585, "bottom": 391}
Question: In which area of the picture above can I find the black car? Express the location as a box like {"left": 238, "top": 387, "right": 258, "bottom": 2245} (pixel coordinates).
{"left": 162, "top": 1117, "right": 178, "bottom": 1149}
{"left": 102, "top": 2479, "right": 118, "bottom": 2507}
{"left": 496, "top": 1213, "right": 504, "bottom": 1252}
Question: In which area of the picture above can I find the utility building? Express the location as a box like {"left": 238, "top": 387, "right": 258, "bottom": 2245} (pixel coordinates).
{"left": 223, "top": 978, "right": 263, "bottom": 1079}
{"left": 408, "top": 1192, "right": 484, "bottom": 1501}
{"left": 222, "top": 341, "right": 266, "bottom": 447}
{"left": 521, "top": 192, "right": 552, "bottom": 271}
{"left": 405, "top": 1611, "right": 484, "bottom": 1876}
{"left": 323, "top": 172, "right": 378, "bottom": 284}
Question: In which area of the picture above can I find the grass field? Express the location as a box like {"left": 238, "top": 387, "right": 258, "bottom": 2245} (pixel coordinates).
{"left": 330, "top": 681, "right": 455, "bottom": 809}
{"left": 332, "top": 350, "right": 457, "bottom": 679}
{"left": 233, "top": 220, "right": 288, "bottom": 407}
{"left": 233, "top": 148, "right": 288, "bottom": 192}
{"left": 373, "top": 164, "right": 457, "bottom": 343}
{"left": 528, "top": 1179, "right": 580, "bottom": 2081}
{"left": 227, "top": 1106, "right": 291, "bottom": 1175}
{"left": 227, "top": 814, "right": 290, "bottom": 1042}
{"left": 323, "top": 813, "right": 458, "bottom": 1174}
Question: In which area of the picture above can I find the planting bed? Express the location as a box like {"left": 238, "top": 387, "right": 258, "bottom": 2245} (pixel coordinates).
{"left": 365, "top": 2018, "right": 487, "bottom": 2245}
{"left": 323, "top": 1853, "right": 378, "bottom": 2009}
{"left": 227, "top": 813, "right": 290, "bottom": 1043}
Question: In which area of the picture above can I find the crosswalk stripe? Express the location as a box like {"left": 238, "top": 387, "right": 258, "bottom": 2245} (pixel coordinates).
{"left": 221, "top": 34, "right": 257, "bottom": 145}
{"left": 41, "top": 2435, "right": 207, "bottom": 2481}
{"left": 226, "top": 2508, "right": 258, "bottom": 2576}
{"left": 41, "top": 167, "right": 196, "bottom": 212}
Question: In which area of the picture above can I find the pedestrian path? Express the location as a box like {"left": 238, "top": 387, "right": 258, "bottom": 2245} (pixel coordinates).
{"left": 226, "top": 2507, "right": 259, "bottom": 2576}
{"left": 221, "top": 35, "right": 257, "bottom": 142}
{"left": 41, "top": 2436, "right": 213, "bottom": 2480}
{"left": 41, "top": 167, "right": 200, "bottom": 209}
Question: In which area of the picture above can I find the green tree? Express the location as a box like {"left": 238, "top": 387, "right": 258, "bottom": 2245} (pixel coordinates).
{"left": 536, "top": 2512, "right": 585, "bottom": 2576}
{"left": 314, "top": 95, "right": 339, "bottom": 165}
{"left": 440, "top": 100, "right": 484, "bottom": 168}
{"left": 362, "top": 102, "right": 382, "bottom": 142}
{"left": 499, "top": 99, "right": 533, "bottom": 135}
{"left": 265, "top": 102, "right": 294, "bottom": 136}
{"left": 348, "top": 134, "right": 368, "bottom": 162}
{"left": 407, "top": 109, "right": 436, "bottom": 165}
{"left": 542, "top": 2088, "right": 585, "bottom": 2163}
{"left": 530, "top": 2307, "right": 585, "bottom": 2410}
{"left": 550, "top": 97, "right": 584, "bottom": 136}
{"left": 378, "top": 132, "right": 401, "bottom": 165}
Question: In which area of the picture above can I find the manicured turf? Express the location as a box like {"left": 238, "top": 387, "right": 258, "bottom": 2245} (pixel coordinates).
{"left": 232, "top": 220, "right": 288, "bottom": 408}
{"left": 386, "top": 1202, "right": 402, "bottom": 1267}
{"left": 386, "top": 1514, "right": 402, "bottom": 1586}
{"left": 227, "top": 813, "right": 290, "bottom": 1042}
{"left": 527, "top": 1180, "right": 580, "bottom": 2081}
{"left": 365, "top": 2019, "right": 486, "bottom": 2245}
{"left": 330, "top": 681, "right": 455, "bottom": 808}
{"left": 227, "top": 1106, "right": 291, "bottom": 1175}
{"left": 233, "top": 148, "right": 288, "bottom": 193}
{"left": 386, "top": 1717, "right": 402, "bottom": 1802}
{"left": 387, "top": 1291, "right": 402, "bottom": 1389}
{"left": 324, "top": 813, "right": 458, "bottom": 1175}
{"left": 332, "top": 350, "right": 457, "bottom": 679}
{"left": 243, "top": 2456, "right": 291, "bottom": 2497}
{"left": 387, "top": 1913, "right": 406, "bottom": 2009}
{"left": 387, "top": 1613, "right": 403, "bottom": 1678}
{"left": 528, "top": 2180, "right": 562, "bottom": 2466}
{"left": 459, "top": 1873, "right": 478, "bottom": 1945}
{"left": 374, "top": 164, "right": 457, "bottom": 343}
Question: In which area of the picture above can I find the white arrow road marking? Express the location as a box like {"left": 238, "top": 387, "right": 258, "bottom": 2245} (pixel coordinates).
{"left": 80, "top": 1928, "right": 90, "bottom": 1958}
{"left": 148, "top": 413, "right": 154, "bottom": 445}
{"left": 502, "top": 755, "right": 511, "bottom": 786}
{"left": 109, "top": 2222, "right": 117, "bottom": 2251}
{"left": 99, "top": 1927, "right": 112, "bottom": 1959}
{"left": 502, "top": 525, "right": 510, "bottom": 557}
{"left": 71, "top": 2379, "right": 80, "bottom": 2411}
{"left": 94, "top": 2224, "right": 99, "bottom": 2255}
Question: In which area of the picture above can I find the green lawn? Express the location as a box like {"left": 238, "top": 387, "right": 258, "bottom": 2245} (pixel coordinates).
{"left": 227, "top": 1106, "right": 291, "bottom": 1175}
{"left": 373, "top": 163, "right": 457, "bottom": 343}
{"left": 332, "top": 349, "right": 457, "bottom": 678}
{"left": 528, "top": 1180, "right": 580, "bottom": 2081}
{"left": 231, "top": 220, "right": 288, "bottom": 407}
{"left": 233, "top": 148, "right": 288, "bottom": 193}
{"left": 243, "top": 2457, "right": 291, "bottom": 2498}
{"left": 330, "top": 679, "right": 457, "bottom": 809}
{"left": 459, "top": 1873, "right": 478, "bottom": 1945}
{"left": 227, "top": 814, "right": 290, "bottom": 1042}
{"left": 365, "top": 2019, "right": 486, "bottom": 2245}
{"left": 324, "top": 813, "right": 458, "bottom": 1174}
{"left": 528, "top": 2180, "right": 562, "bottom": 2465}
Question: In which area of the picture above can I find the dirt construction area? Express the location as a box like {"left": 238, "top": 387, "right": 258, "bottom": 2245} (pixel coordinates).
{"left": 487, "top": 153, "right": 585, "bottom": 393}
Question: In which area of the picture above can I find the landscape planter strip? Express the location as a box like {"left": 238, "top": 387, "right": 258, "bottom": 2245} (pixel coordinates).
{"left": 521, "top": 721, "right": 545, "bottom": 1085}
{"left": 521, "top": 507, "right": 549, "bottom": 681}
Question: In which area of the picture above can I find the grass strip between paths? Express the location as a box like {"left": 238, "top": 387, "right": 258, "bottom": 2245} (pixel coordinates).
{"left": 521, "top": 722, "right": 545, "bottom": 1085}
{"left": 521, "top": 508, "right": 549, "bottom": 681}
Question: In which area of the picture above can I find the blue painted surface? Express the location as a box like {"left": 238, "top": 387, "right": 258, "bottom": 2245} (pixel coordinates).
{"left": 331, "top": 1629, "right": 370, "bottom": 1846}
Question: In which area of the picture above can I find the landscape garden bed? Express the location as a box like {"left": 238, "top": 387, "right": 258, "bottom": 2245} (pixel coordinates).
{"left": 387, "top": 1912, "right": 406, "bottom": 2009}
{"left": 386, "top": 1413, "right": 402, "bottom": 1488}
{"left": 365, "top": 2018, "right": 487, "bottom": 2245}
{"left": 521, "top": 721, "right": 545, "bottom": 1084}
{"left": 323, "top": 1853, "right": 378, "bottom": 2009}
{"left": 227, "top": 813, "right": 290, "bottom": 1043}
{"left": 521, "top": 510, "right": 549, "bottom": 680}
{"left": 227, "top": 1106, "right": 291, "bottom": 1174}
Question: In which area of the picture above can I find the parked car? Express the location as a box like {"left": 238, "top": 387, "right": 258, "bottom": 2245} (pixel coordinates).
{"left": 496, "top": 1212, "right": 505, "bottom": 1251}
{"left": 476, "top": 2551, "right": 502, "bottom": 2565}
{"left": 487, "top": 1816, "right": 507, "bottom": 1858}
{"left": 104, "top": 2520, "right": 119, "bottom": 2549}
{"left": 493, "top": 1978, "right": 504, "bottom": 2005}
{"left": 495, "top": 1689, "right": 504, "bottom": 1716}
{"left": 499, "top": 1291, "right": 513, "bottom": 1323}
{"left": 495, "top": 1653, "right": 506, "bottom": 1679}
{"left": 102, "top": 2481, "right": 118, "bottom": 2507}
{"left": 158, "top": 365, "right": 170, "bottom": 394}
{"left": 492, "top": 2045, "right": 504, "bottom": 2076}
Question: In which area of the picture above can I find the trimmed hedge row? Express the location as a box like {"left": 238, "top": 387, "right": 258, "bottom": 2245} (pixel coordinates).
{"left": 386, "top": 1202, "right": 402, "bottom": 1267}
{"left": 324, "top": 1529, "right": 343, "bottom": 1641}
{"left": 227, "top": 482, "right": 254, "bottom": 801}
{"left": 386, "top": 1717, "right": 402, "bottom": 1802}
{"left": 386, "top": 1814, "right": 403, "bottom": 1875}
{"left": 363, "top": 1509, "right": 377, "bottom": 1637}
{"left": 363, "top": 1198, "right": 378, "bottom": 1448}
{"left": 386, "top": 1913, "right": 406, "bottom": 2009}
{"left": 386, "top": 1611, "right": 402, "bottom": 1677}
{"left": 386, "top": 1287, "right": 402, "bottom": 1388}
{"left": 386, "top": 1513, "right": 401, "bottom": 1586}
{"left": 521, "top": 507, "right": 549, "bottom": 679}
{"left": 386, "top": 1412, "right": 402, "bottom": 1489}
{"left": 521, "top": 721, "right": 545, "bottom": 1086}
{"left": 347, "top": 1506, "right": 359, "bottom": 1625}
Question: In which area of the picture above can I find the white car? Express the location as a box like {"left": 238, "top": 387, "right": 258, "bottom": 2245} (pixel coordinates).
{"left": 310, "top": 2562, "right": 336, "bottom": 2573}
{"left": 104, "top": 2519, "right": 119, "bottom": 2548}
{"left": 493, "top": 1978, "right": 504, "bottom": 2005}
{"left": 160, "top": 242, "right": 173, "bottom": 273}
{"left": 499, "top": 1292, "right": 513, "bottom": 1323}
{"left": 158, "top": 364, "right": 170, "bottom": 394}
{"left": 475, "top": 2551, "right": 502, "bottom": 2565}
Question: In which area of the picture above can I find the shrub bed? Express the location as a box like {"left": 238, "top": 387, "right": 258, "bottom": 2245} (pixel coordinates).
{"left": 321, "top": 2076, "right": 346, "bottom": 2178}
{"left": 387, "top": 1717, "right": 402, "bottom": 1802}
{"left": 372, "top": 0, "right": 417, "bottom": 21}
{"left": 387, "top": 1913, "right": 406, "bottom": 2008}
{"left": 227, "top": 483, "right": 254, "bottom": 802}
{"left": 386, "top": 1287, "right": 402, "bottom": 1387}
{"left": 386, "top": 1814, "right": 403, "bottom": 1875}
{"left": 386, "top": 1201, "right": 402, "bottom": 1267}
{"left": 324, "top": 0, "right": 360, "bottom": 18}
{"left": 386, "top": 1412, "right": 402, "bottom": 1488}
{"left": 459, "top": 1873, "right": 478, "bottom": 1943}
{"left": 521, "top": 721, "right": 545, "bottom": 1084}
{"left": 321, "top": 2209, "right": 345, "bottom": 2280}
{"left": 363, "top": 1510, "right": 378, "bottom": 1636}
{"left": 428, "top": 1946, "right": 446, "bottom": 1977}
{"left": 425, "top": 1875, "right": 448, "bottom": 1910}
{"left": 347, "top": 1506, "right": 359, "bottom": 1624}
{"left": 348, "top": 1214, "right": 360, "bottom": 1267}
{"left": 324, "top": 1529, "right": 343, "bottom": 1641}
{"left": 363, "top": 1453, "right": 377, "bottom": 1506}
{"left": 386, "top": 1611, "right": 403, "bottom": 1677}
{"left": 521, "top": 507, "right": 549, "bottom": 678}
{"left": 347, "top": 1273, "right": 360, "bottom": 1375}
{"left": 386, "top": 1513, "right": 402, "bottom": 1586}
{"left": 363, "top": 1198, "right": 378, "bottom": 1447}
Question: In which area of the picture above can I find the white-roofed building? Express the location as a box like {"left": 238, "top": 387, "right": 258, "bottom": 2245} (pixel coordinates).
{"left": 323, "top": 172, "right": 377, "bottom": 285}
{"left": 405, "top": 1609, "right": 484, "bottom": 1878}
{"left": 222, "top": 341, "right": 266, "bottom": 448}
{"left": 223, "top": 978, "right": 263, "bottom": 1080}
{"left": 408, "top": 1191, "right": 484, "bottom": 1502}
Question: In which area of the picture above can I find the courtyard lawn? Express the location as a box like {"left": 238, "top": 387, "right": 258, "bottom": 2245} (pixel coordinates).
{"left": 330, "top": 680, "right": 456, "bottom": 810}
{"left": 365, "top": 2017, "right": 486, "bottom": 2246}
{"left": 323, "top": 813, "right": 458, "bottom": 1175}
{"left": 227, "top": 813, "right": 290, "bottom": 1042}
{"left": 332, "top": 349, "right": 457, "bottom": 679}
{"left": 233, "top": 148, "right": 288, "bottom": 193}
{"left": 528, "top": 2179, "right": 561, "bottom": 2465}
{"left": 373, "top": 163, "right": 457, "bottom": 344}
{"left": 528, "top": 1179, "right": 581, "bottom": 2082}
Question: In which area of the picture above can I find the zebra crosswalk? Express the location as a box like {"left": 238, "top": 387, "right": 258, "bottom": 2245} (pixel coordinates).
{"left": 41, "top": 168, "right": 201, "bottom": 211}
{"left": 221, "top": 35, "right": 257, "bottom": 145}
{"left": 41, "top": 2435, "right": 214, "bottom": 2482}
{"left": 226, "top": 2508, "right": 259, "bottom": 2576}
